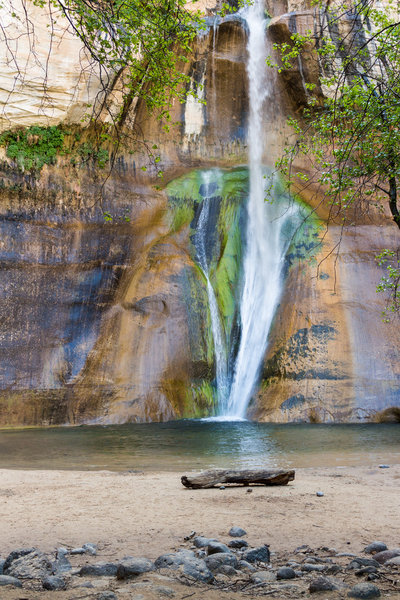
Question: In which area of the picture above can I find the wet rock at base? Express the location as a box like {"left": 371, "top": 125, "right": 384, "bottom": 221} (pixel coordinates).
{"left": 116, "top": 557, "right": 155, "bottom": 580}
{"left": 242, "top": 545, "right": 270, "bottom": 564}
{"left": 79, "top": 562, "right": 119, "bottom": 577}
{"left": 364, "top": 542, "right": 387, "bottom": 554}
{"left": 0, "top": 574, "right": 22, "bottom": 588}
{"left": 309, "top": 576, "right": 341, "bottom": 593}
{"left": 42, "top": 575, "right": 67, "bottom": 590}
{"left": 348, "top": 582, "right": 381, "bottom": 598}
{"left": 229, "top": 526, "right": 247, "bottom": 537}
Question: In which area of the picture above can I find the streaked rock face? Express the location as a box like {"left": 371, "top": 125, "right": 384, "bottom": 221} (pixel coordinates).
{"left": 0, "top": 0, "right": 399, "bottom": 424}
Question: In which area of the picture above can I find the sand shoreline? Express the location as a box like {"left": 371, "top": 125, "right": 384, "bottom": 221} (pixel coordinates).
{"left": 1, "top": 464, "right": 399, "bottom": 558}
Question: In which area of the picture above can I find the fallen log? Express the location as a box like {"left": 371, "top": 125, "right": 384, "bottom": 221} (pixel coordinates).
{"left": 181, "top": 469, "right": 295, "bottom": 489}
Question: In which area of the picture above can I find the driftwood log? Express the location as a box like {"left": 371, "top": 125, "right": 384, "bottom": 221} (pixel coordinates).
{"left": 181, "top": 469, "right": 295, "bottom": 489}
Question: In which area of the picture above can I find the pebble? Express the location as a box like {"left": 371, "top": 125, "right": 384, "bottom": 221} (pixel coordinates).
{"left": 0, "top": 559, "right": 5, "bottom": 575}
{"left": 364, "top": 541, "right": 387, "bottom": 554}
{"left": 219, "top": 486, "right": 225, "bottom": 490}
{"left": 246, "top": 488, "right": 253, "bottom": 493}
{"left": 229, "top": 526, "right": 247, "bottom": 537}
{"left": 378, "top": 464, "right": 390, "bottom": 469}
{"left": 348, "top": 582, "right": 381, "bottom": 598}
{"left": 384, "top": 556, "right": 400, "bottom": 566}
{"left": 309, "top": 576, "right": 341, "bottom": 593}
{"left": 316, "top": 491, "right": 324, "bottom": 497}
{"left": 276, "top": 567, "right": 296, "bottom": 580}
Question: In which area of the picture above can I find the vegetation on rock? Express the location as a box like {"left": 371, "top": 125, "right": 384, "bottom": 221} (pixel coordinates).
{"left": 272, "top": 0, "right": 400, "bottom": 315}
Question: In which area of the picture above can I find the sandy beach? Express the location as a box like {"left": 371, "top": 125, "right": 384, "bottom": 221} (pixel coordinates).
{"left": 1, "top": 464, "right": 399, "bottom": 558}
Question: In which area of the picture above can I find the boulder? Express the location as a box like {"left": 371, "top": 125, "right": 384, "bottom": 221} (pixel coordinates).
{"left": 116, "top": 558, "right": 155, "bottom": 580}
{"left": 4, "top": 549, "right": 52, "bottom": 580}
{"left": 3, "top": 548, "right": 36, "bottom": 573}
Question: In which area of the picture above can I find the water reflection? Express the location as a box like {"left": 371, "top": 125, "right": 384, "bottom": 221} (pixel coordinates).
{"left": 0, "top": 422, "right": 398, "bottom": 471}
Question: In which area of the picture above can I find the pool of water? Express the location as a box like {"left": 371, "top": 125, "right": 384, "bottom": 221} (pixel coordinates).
{"left": 0, "top": 421, "right": 399, "bottom": 471}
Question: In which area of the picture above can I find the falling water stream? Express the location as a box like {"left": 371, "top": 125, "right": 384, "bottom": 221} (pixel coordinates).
{"left": 194, "top": 171, "right": 230, "bottom": 410}
{"left": 200, "top": 0, "right": 301, "bottom": 419}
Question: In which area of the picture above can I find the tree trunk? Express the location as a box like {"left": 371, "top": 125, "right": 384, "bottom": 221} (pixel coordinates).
{"left": 181, "top": 469, "right": 295, "bottom": 489}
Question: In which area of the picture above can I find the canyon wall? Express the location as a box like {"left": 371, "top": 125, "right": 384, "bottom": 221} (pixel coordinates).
{"left": 0, "top": 0, "right": 399, "bottom": 424}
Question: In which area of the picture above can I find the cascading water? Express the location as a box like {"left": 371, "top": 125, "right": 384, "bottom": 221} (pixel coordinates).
{"left": 193, "top": 1, "right": 301, "bottom": 420}
{"left": 194, "top": 171, "right": 230, "bottom": 412}
{"left": 220, "top": 0, "right": 299, "bottom": 419}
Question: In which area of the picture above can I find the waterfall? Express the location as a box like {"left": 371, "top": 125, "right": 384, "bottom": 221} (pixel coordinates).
{"left": 221, "top": 0, "right": 298, "bottom": 418}
{"left": 193, "top": 0, "right": 301, "bottom": 420}
{"left": 194, "top": 171, "right": 230, "bottom": 413}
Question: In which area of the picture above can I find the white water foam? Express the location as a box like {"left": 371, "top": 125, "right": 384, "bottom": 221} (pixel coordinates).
{"left": 221, "top": 0, "right": 299, "bottom": 419}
